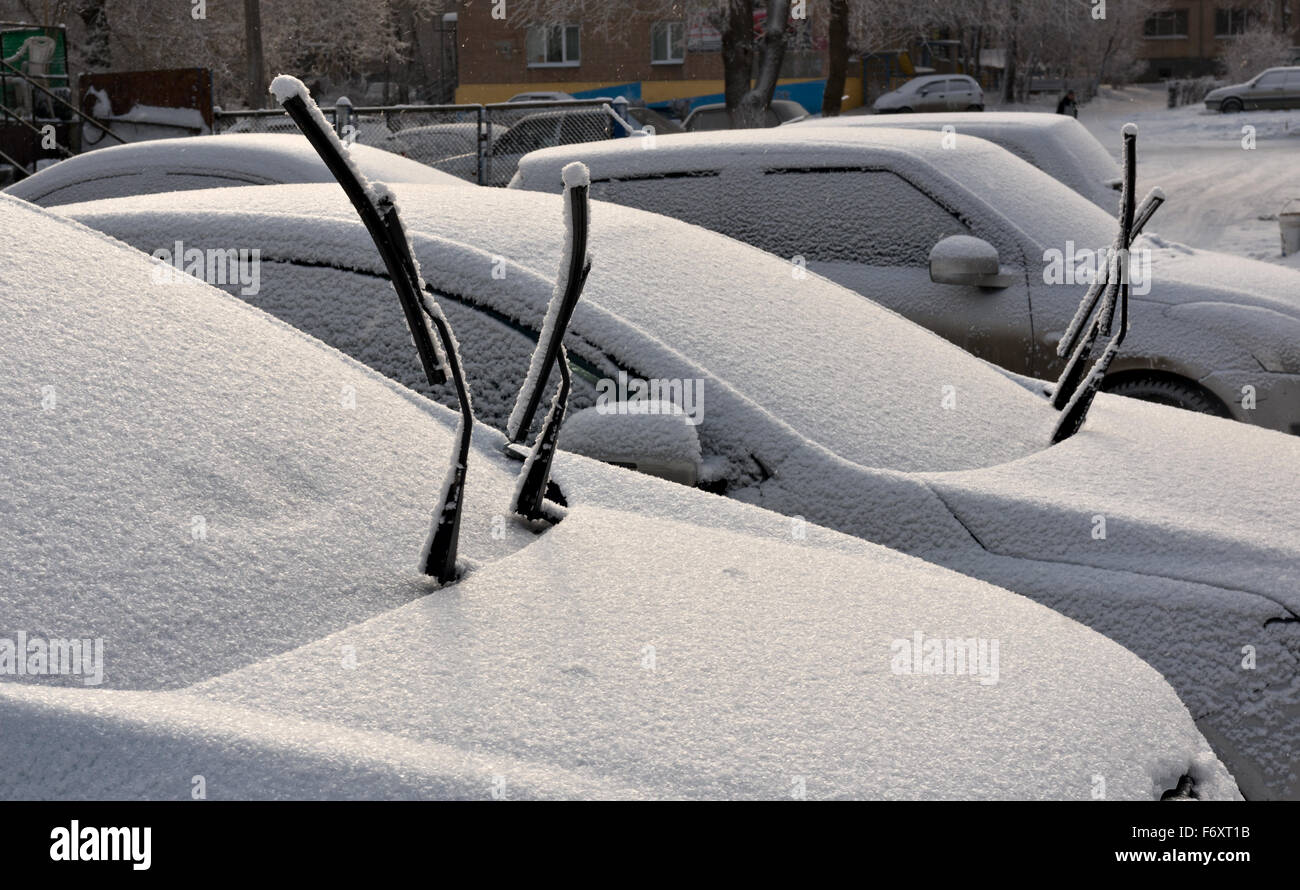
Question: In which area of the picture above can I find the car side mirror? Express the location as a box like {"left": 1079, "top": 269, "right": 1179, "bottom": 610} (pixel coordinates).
{"left": 561, "top": 402, "right": 703, "bottom": 485}
{"left": 929, "top": 235, "right": 1019, "bottom": 289}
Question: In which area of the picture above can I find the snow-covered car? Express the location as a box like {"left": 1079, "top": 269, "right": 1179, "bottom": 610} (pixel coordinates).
{"left": 682, "top": 99, "right": 809, "bottom": 131}
{"left": 1205, "top": 66, "right": 1300, "bottom": 112}
{"left": 60, "top": 180, "right": 1300, "bottom": 797}
{"left": 440, "top": 107, "right": 632, "bottom": 186}
{"left": 1, "top": 133, "right": 465, "bottom": 207}
{"left": 0, "top": 192, "right": 1241, "bottom": 801}
{"left": 797, "top": 111, "right": 1122, "bottom": 209}
{"left": 871, "top": 74, "right": 984, "bottom": 113}
{"left": 511, "top": 127, "right": 1300, "bottom": 433}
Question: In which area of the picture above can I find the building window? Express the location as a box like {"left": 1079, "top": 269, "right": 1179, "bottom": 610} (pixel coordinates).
{"left": 1142, "top": 9, "right": 1189, "bottom": 38}
{"left": 651, "top": 21, "right": 686, "bottom": 64}
{"left": 1215, "top": 7, "right": 1258, "bottom": 36}
{"left": 526, "top": 24, "right": 580, "bottom": 66}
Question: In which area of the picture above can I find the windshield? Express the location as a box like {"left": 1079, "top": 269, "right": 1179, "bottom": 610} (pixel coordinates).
{"left": 933, "top": 140, "right": 1118, "bottom": 252}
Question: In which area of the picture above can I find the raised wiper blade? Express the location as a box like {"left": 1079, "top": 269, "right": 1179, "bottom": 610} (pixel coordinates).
{"left": 272, "top": 78, "right": 446, "bottom": 389}
{"left": 272, "top": 75, "right": 470, "bottom": 582}
{"left": 506, "top": 163, "right": 593, "bottom": 445}
{"left": 1051, "top": 124, "right": 1161, "bottom": 414}
{"left": 1051, "top": 123, "right": 1143, "bottom": 444}
{"left": 506, "top": 163, "right": 593, "bottom": 523}
{"left": 1055, "top": 186, "right": 1164, "bottom": 370}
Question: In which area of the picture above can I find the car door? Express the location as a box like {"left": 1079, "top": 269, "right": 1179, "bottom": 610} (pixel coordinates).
{"left": 739, "top": 166, "right": 1036, "bottom": 374}
{"left": 945, "top": 78, "right": 972, "bottom": 110}
{"left": 1286, "top": 70, "right": 1300, "bottom": 109}
{"left": 1249, "top": 70, "right": 1288, "bottom": 109}
{"left": 917, "top": 80, "right": 947, "bottom": 111}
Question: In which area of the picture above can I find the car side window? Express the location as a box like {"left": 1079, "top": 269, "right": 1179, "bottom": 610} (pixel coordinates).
{"left": 1256, "top": 72, "right": 1286, "bottom": 88}
{"left": 745, "top": 169, "right": 972, "bottom": 265}
{"left": 496, "top": 118, "right": 555, "bottom": 155}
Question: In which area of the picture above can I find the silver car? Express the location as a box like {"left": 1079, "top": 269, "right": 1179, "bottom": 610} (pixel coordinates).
{"left": 1205, "top": 66, "right": 1300, "bottom": 112}
{"left": 872, "top": 74, "right": 984, "bottom": 113}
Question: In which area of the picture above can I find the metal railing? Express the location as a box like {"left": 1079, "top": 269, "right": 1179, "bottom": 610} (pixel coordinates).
{"left": 214, "top": 97, "right": 637, "bottom": 186}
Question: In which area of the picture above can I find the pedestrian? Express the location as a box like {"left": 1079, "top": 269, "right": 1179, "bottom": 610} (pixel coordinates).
{"left": 1056, "top": 89, "right": 1078, "bottom": 118}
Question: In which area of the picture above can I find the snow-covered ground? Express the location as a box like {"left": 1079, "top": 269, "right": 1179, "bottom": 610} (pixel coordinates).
{"left": 1071, "top": 84, "right": 1300, "bottom": 271}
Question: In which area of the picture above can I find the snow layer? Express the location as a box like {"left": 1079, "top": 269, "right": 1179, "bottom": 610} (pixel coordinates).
{"left": 0, "top": 194, "right": 1237, "bottom": 799}
{"left": 2, "top": 133, "right": 466, "bottom": 206}
{"left": 800, "top": 112, "right": 1123, "bottom": 208}
{"left": 61, "top": 182, "right": 1058, "bottom": 474}
{"left": 54, "top": 181, "right": 1300, "bottom": 794}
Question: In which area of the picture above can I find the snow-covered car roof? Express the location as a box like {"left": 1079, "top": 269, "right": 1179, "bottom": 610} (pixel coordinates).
{"left": 797, "top": 112, "right": 1123, "bottom": 208}
{"left": 2, "top": 133, "right": 467, "bottom": 207}
{"left": 0, "top": 193, "right": 1236, "bottom": 799}
{"left": 60, "top": 182, "right": 1059, "bottom": 474}
{"left": 512, "top": 126, "right": 1119, "bottom": 253}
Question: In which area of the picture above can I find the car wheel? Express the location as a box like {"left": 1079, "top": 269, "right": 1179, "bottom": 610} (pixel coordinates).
{"left": 1102, "top": 375, "right": 1230, "bottom": 417}
{"left": 1221, "top": 98, "right": 1243, "bottom": 113}
{"left": 967, "top": 105, "right": 983, "bottom": 111}
{"left": 898, "top": 106, "right": 913, "bottom": 113}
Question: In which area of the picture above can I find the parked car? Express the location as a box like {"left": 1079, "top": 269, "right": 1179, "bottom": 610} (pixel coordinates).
{"left": 1, "top": 192, "right": 1240, "bottom": 800}
{"left": 872, "top": 74, "right": 984, "bottom": 113}
{"left": 442, "top": 108, "right": 631, "bottom": 186}
{"left": 508, "top": 90, "right": 575, "bottom": 102}
{"left": 383, "top": 122, "right": 505, "bottom": 181}
{"left": 798, "top": 111, "right": 1122, "bottom": 209}
{"left": 1, "top": 134, "right": 466, "bottom": 206}
{"left": 513, "top": 128, "right": 1300, "bottom": 433}
{"left": 1205, "top": 66, "right": 1300, "bottom": 112}
{"left": 682, "top": 99, "right": 809, "bottom": 131}
{"left": 60, "top": 180, "right": 1300, "bottom": 797}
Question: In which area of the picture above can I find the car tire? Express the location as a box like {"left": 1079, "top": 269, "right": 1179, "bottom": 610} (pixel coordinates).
{"left": 1102, "top": 375, "right": 1230, "bottom": 417}
{"left": 967, "top": 105, "right": 983, "bottom": 111}
{"left": 1221, "top": 98, "right": 1243, "bottom": 113}
{"left": 898, "top": 106, "right": 913, "bottom": 113}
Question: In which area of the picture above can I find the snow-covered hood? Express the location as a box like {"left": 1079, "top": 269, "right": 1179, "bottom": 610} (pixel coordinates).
{"left": 1138, "top": 234, "right": 1300, "bottom": 318}
{"left": 922, "top": 393, "right": 1300, "bottom": 614}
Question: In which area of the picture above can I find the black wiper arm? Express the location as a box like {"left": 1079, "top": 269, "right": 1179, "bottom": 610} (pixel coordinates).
{"left": 274, "top": 80, "right": 446, "bottom": 389}
{"left": 273, "top": 75, "right": 470, "bottom": 582}
{"left": 1051, "top": 123, "right": 1142, "bottom": 444}
{"left": 514, "top": 346, "right": 572, "bottom": 522}
{"left": 1054, "top": 186, "right": 1164, "bottom": 373}
{"left": 506, "top": 164, "right": 593, "bottom": 445}
{"left": 505, "top": 163, "right": 593, "bottom": 524}
{"left": 1050, "top": 124, "right": 1161, "bottom": 413}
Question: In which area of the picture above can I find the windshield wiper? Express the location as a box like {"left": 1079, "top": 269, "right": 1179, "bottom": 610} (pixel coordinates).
{"left": 1051, "top": 123, "right": 1159, "bottom": 444}
{"left": 272, "top": 75, "right": 470, "bottom": 583}
{"left": 505, "top": 163, "right": 593, "bottom": 523}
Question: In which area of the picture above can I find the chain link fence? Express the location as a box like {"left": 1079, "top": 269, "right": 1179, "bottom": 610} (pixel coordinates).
{"left": 214, "top": 98, "right": 641, "bottom": 187}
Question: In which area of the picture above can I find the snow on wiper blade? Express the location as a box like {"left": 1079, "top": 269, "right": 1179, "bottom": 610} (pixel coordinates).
{"left": 507, "top": 163, "right": 593, "bottom": 523}
{"left": 269, "top": 75, "right": 447, "bottom": 389}
{"left": 507, "top": 162, "right": 593, "bottom": 446}
{"left": 1051, "top": 123, "right": 1149, "bottom": 444}
{"left": 272, "top": 74, "right": 472, "bottom": 584}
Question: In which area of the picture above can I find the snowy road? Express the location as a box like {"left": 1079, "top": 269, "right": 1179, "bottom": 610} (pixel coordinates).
{"left": 1076, "top": 85, "right": 1300, "bottom": 270}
